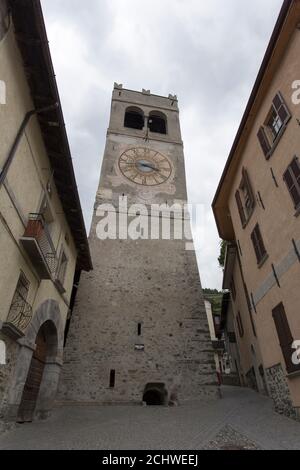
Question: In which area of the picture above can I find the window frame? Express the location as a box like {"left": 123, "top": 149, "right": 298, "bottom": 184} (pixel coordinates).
{"left": 283, "top": 156, "right": 300, "bottom": 214}
{"left": 56, "top": 247, "right": 68, "bottom": 287}
{"left": 235, "top": 168, "right": 255, "bottom": 228}
{"left": 257, "top": 91, "right": 291, "bottom": 160}
{"left": 251, "top": 223, "right": 268, "bottom": 267}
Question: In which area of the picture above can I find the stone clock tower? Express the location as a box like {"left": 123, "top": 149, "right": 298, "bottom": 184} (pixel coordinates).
{"left": 58, "top": 85, "right": 217, "bottom": 405}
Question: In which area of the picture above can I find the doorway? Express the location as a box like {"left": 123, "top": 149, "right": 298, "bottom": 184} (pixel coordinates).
{"left": 17, "top": 320, "right": 57, "bottom": 422}
{"left": 143, "top": 383, "right": 167, "bottom": 405}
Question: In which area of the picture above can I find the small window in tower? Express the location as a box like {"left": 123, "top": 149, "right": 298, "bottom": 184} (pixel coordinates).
{"left": 148, "top": 111, "right": 167, "bottom": 134}
{"left": 138, "top": 323, "right": 142, "bottom": 336}
{"left": 124, "top": 107, "right": 144, "bottom": 130}
{"left": 109, "top": 369, "right": 115, "bottom": 388}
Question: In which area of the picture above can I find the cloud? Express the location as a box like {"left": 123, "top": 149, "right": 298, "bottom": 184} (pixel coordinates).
{"left": 41, "top": 0, "right": 283, "bottom": 288}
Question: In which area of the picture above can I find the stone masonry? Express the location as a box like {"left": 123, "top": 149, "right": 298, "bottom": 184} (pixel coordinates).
{"left": 58, "top": 86, "right": 218, "bottom": 405}
{"left": 265, "top": 363, "right": 300, "bottom": 421}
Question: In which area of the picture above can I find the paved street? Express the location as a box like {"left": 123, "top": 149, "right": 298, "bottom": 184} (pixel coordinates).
{"left": 0, "top": 386, "right": 300, "bottom": 450}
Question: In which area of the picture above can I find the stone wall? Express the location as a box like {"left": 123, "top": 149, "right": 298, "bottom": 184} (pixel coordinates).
{"left": 265, "top": 363, "right": 300, "bottom": 421}
{"left": 0, "top": 332, "right": 18, "bottom": 432}
{"left": 59, "top": 236, "right": 218, "bottom": 404}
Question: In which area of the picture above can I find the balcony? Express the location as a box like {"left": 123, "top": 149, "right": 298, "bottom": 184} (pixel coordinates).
{"left": 20, "top": 213, "right": 58, "bottom": 279}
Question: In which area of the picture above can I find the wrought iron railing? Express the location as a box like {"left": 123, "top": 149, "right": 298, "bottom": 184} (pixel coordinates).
{"left": 6, "top": 291, "right": 33, "bottom": 332}
{"left": 23, "top": 213, "right": 58, "bottom": 275}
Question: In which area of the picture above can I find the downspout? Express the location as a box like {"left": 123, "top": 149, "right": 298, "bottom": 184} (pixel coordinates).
{"left": 0, "top": 102, "right": 58, "bottom": 187}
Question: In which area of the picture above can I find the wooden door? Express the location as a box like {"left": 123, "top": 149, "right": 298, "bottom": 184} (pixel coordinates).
{"left": 17, "top": 329, "right": 47, "bottom": 422}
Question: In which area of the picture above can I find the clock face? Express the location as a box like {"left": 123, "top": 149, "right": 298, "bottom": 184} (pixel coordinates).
{"left": 118, "top": 148, "right": 172, "bottom": 186}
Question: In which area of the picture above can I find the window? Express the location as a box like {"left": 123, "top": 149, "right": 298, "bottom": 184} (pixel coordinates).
{"left": 137, "top": 323, "right": 142, "bottom": 336}
{"left": 230, "top": 278, "right": 236, "bottom": 301}
{"left": 109, "top": 369, "right": 116, "bottom": 388}
{"left": 251, "top": 224, "right": 267, "bottom": 265}
{"left": 148, "top": 111, "right": 167, "bottom": 134}
{"left": 283, "top": 157, "right": 300, "bottom": 210}
{"left": 124, "top": 107, "right": 144, "bottom": 130}
{"left": 57, "top": 249, "right": 68, "bottom": 286}
{"left": 228, "top": 332, "right": 237, "bottom": 343}
{"left": 235, "top": 168, "right": 255, "bottom": 227}
{"left": 236, "top": 312, "right": 244, "bottom": 338}
{"left": 257, "top": 92, "right": 291, "bottom": 159}
{"left": 272, "top": 302, "right": 300, "bottom": 374}
{"left": 266, "top": 107, "right": 283, "bottom": 141}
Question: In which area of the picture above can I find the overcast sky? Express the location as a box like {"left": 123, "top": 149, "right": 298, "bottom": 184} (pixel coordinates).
{"left": 41, "top": 0, "right": 283, "bottom": 289}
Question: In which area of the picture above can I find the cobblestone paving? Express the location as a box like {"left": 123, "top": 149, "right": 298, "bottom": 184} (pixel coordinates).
{"left": 0, "top": 386, "right": 300, "bottom": 450}
{"left": 203, "top": 424, "right": 260, "bottom": 450}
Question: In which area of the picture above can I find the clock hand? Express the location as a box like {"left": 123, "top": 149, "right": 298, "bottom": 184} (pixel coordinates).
{"left": 140, "top": 163, "right": 159, "bottom": 171}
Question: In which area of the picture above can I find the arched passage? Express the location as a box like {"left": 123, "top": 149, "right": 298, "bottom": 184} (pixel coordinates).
{"left": 5, "top": 299, "right": 64, "bottom": 423}
{"left": 143, "top": 383, "right": 167, "bottom": 406}
{"left": 17, "top": 320, "right": 58, "bottom": 422}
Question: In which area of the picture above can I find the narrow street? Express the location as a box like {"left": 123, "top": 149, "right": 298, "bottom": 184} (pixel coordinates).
{"left": 1, "top": 386, "right": 299, "bottom": 450}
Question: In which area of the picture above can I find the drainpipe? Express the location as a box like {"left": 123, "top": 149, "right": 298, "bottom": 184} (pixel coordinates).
{"left": 0, "top": 102, "right": 59, "bottom": 187}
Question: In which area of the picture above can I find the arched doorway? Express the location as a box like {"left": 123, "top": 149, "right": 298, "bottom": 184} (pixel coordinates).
{"left": 17, "top": 320, "right": 58, "bottom": 423}
{"left": 143, "top": 383, "right": 167, "bottom": 406}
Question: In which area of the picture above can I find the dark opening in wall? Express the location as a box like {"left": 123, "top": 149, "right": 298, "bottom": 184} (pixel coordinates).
{"left": 148, "top": 112, "right": 167, "bottom": 134}
{"left": 138, "top": 323, "right": 142, "bottom": 336}
{"left": 142, "top": 383, "right": 167, "bottom": 405}
{"left": 109, "top": 369, "right": 115, "bottom": 388}
{"left": 143, "top": 389, "right": 163, "bottom": 405}
{"left": 124, "top": 107, "right": 144, "bottom": 130}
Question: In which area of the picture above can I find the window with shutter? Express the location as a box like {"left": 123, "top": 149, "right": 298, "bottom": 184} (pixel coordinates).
{"left": 272, "top": 302, "right": 300, "bottom": 374}
{"left": 235, "top": 190, "right": 246, "bottom": 226}
{"left": 230, "top": 278, "right": 236, "bottom": 301}
{"left": 251, "top": 224, "right": 267, "bottom": 265}
{"left": 257, "top": 127, "right": 271, "bottom": 158}
{"left": 273, "top": 92, "right": 290, "bottom": 125}
{"left": 257, "top": 92, "right": 291, "bottom": 158}
{"left": 236, "top": 312, "right": 244, "bottom": 338}
{"left": 235, "top": 168, "right": 255, "bottom": 227}
{"left": 240, "top": 168, "right": 255, "bottom": 216}
{"left": 283, "top": 157, "right": 300, "bottom": 210}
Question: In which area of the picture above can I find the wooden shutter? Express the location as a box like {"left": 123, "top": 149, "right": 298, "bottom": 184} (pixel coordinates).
{"left": 236, "top": 312, "right": 244, "bottom": 338}
{"left": 273, "top": 92, "right": 291, "bottom": 124}
{"left": 242, "top": 168, "right": 255, "bottom": 209}
{"left": 283, "top": 158, "right": 300, "bottom": 209}
{"left": 251, "top": 224, "right": 267, "bottom": 264}
{"left": 230, "top": 278, "right": 236, "bottom": 301}
{"left": 272, "top": 303, "right": 299, "bottom": 373}
{"left": 235, "top": 190, "right": 246, "bottom": 226}
{"left": 257, "top": 127, "right": 271, "bottom": 158}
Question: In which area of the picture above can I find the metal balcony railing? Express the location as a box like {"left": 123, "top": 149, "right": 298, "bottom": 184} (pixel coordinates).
{"left": 20, "top": 213, "right": 58, "bottom": 279}
{"left": 6, "top": 291, "right": 33, "bottom": 332}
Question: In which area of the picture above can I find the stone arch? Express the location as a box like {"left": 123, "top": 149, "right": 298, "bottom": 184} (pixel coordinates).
{"left": 148, "top": 110, "right": 167, "bottom": 134}
{"left": 5, "top": 299, "right": 64, "bottom": 422}
{"left": 124, "top": 106, "right": 145, "bottom": 130}
{"left": 142, "top": 383, "right": 168, "bottom": 405}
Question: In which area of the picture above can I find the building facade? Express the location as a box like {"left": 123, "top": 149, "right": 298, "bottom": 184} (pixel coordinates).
{"left": 213, "top": 0, "right": 300, "bottom": 419}
{"left": 0, "top": 0, "right": 91, "bottom": 426}
{"left": 204, "top": 299, "right": 223, "bottom": 383}
{"left": 59, "top": 85, "right": 218, "bottom": 405}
